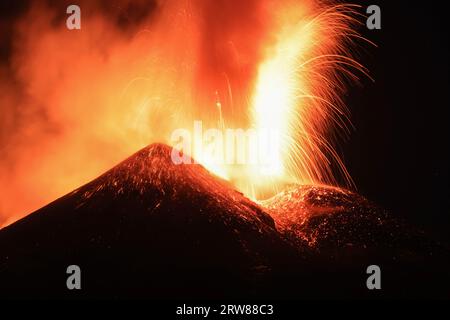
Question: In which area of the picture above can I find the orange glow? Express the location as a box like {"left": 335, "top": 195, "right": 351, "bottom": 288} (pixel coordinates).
{"left": 0, "top": 0, "right": 369, "bottom": 227}
{"left": 241, "top": 2, "right": 371, "bottom": 199}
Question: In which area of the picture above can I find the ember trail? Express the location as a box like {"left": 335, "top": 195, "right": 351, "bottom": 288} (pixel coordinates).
{"left": 166, "top": 2, "right": 370, "bottom": 200}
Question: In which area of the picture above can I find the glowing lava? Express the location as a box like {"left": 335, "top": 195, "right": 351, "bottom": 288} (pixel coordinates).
{"left": 209, "top": 2, "right": 371, "bottom": 199}
{"left": 0, "top": 0, "right": 371, "bottom": 227}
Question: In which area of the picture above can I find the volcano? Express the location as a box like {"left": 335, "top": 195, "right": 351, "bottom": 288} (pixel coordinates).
{"left": 0, "top": 144, "right": 449, "bottom": 299}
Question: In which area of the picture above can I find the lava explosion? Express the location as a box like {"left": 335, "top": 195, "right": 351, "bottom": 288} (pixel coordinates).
{"left": 236, "top": 2, "right": 371, "bottom": 198}
{"left": 0, "top": 0, "right": 370, "bottom": 227}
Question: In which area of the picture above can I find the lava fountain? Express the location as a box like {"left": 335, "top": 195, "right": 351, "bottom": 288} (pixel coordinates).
{"left": 186, "top": 1, "right": 372, "bottom": 199}
{"left": 238, "top": 3, "right": 370, "bottom": 198}
{"left": 0, "top": 0, "right": 371, "bottom": 226}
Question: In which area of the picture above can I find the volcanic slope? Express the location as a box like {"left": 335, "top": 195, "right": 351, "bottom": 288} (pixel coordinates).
{"left": 0, "top": 144, "right": 294, "bottom": 298}
{"left": 1, "top": 144, "right": 449, "bottom": 298}
{"left": 263, "top": 184, "right": 450, "bottom": 298}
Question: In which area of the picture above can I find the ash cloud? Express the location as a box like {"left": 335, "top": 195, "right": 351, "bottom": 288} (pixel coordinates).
{"left": 0, "top": 0, "right": 159, "bottom": 225}
{"left": 0, "top": 0, "right": 274, "bottom": 226}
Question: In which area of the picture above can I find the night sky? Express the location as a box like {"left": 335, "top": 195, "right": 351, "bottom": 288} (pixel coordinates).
{"left": 344, "top": 0, "right": 450, "bottom": 240}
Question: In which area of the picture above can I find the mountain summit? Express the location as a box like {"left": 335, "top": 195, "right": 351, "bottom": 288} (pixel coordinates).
{"left": 0, "top": 144, "right": 292, "bottom": 298}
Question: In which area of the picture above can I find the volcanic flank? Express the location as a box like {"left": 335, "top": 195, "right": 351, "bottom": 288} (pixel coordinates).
{"left": 0, "top": 144, "right": 449, "bottom": 299}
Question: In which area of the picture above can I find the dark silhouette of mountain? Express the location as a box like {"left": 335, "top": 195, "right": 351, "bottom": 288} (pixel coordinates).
{"left": 0, "top": 144, "right": 296, "bottom": 298}
{"left": 0, "top": 144, "right": 449, "bottom": 299}
{"left": 264, "top": 185, "right": 450, "bottom": 298}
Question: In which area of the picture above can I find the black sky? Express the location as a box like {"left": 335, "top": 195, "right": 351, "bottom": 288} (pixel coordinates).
{"left": 345, "top": 0, "right": 450, "bottom": 240}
